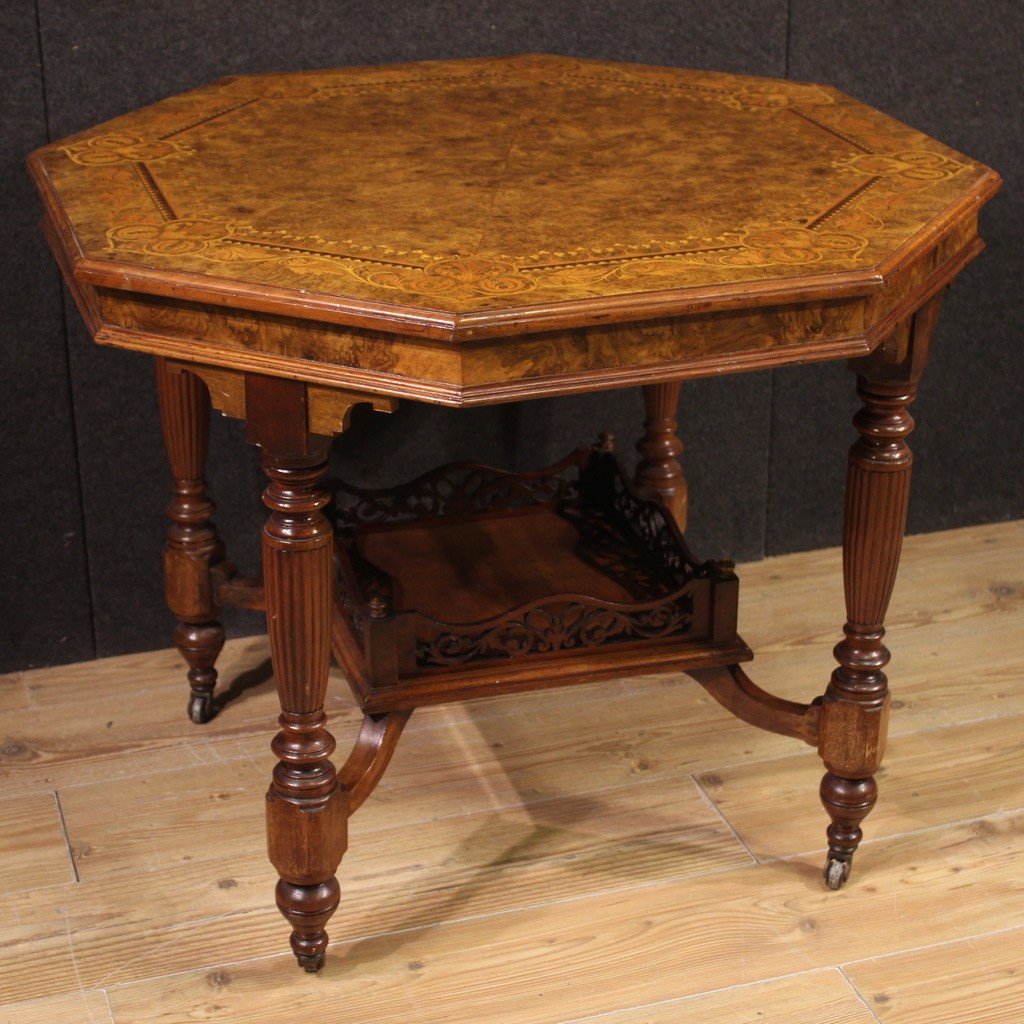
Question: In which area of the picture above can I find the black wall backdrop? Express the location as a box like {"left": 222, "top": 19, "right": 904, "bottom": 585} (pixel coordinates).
{"left": 2, "top": 1, "right": 1020, "bottom": 672}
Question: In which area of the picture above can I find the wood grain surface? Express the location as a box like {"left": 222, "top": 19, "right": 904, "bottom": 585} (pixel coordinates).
{"left": 0, "top": 518, "right": 1020, "bottom": 1021}
{"left": 0, "top": 792, "right": 75, "bottom": 893}
{"left": 30, "top": 56, "right": 999, "bottom": 332}
{"left": 844, "top": 928, "right": 1024, "bottom": 1024}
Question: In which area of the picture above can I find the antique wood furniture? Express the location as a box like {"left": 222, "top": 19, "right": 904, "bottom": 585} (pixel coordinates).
{"left": 29, "top": 55, "right": 1000, "bottom": 972}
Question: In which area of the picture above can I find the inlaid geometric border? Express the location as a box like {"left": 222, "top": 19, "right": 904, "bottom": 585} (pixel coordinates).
{"left": 50, "top": 56, "right": 975, "bottom": 306}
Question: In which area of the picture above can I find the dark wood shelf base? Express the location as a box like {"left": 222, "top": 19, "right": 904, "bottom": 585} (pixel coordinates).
{"left": 328, "top": 445, "right": 750, "bottom": 713}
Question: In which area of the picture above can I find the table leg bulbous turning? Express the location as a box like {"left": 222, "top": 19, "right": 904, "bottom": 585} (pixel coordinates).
{"left": 821, "top": 772, "right": 879, "bottom": 888}
{"left": 174, "top": 621, "right": 225, "bottom": 725}
{"left": 634, "top": 381, "right": 687, "bottom": 531}
{"left": 261, "top": 449, "right": 347, "bottom": 972}
{"left": 818, "top": 375, "right": 917, "bottom": 887}
{"left": 156, "top": 358, "right": 226, "bottom": 724}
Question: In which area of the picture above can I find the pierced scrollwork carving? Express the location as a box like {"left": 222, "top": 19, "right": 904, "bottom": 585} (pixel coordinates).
{"left": 333, "top": 451, "right": 588, "bottom": 528}
{"left": 583, "top": 457, "right": 709, "bottom": 588}
{"left": 610, "top": 476, "right": 687, "bottom": 580}
{"left": 332, "top": 447, "right": 735, "bottom": 680}
{"left": 333, "top": 557, "right": 366, "bottom": 641}
{"left": 568, "top": 509, "right": 678, "bottom": 597}
{"left": 416, "top": 592, "right": 695, "bottom": 668}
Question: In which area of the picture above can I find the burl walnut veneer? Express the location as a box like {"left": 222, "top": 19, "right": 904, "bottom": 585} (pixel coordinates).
{"left": 30, "top": 55, "right": 999, "bottom": 971}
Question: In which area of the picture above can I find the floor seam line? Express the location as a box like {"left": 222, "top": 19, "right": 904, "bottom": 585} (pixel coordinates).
{"left": 839, "top": 920, "right": 1024, "bottom": 970}
{"left": 53, "top": 789, "right": 80, "bottom": 883}
{"left": 838, "top": 964, "right": 885, "bottom": 1024}
{"left": 768, "top": 805, "right": 1024, "bottom": 865}
{"left": 694, "top": 704, "right": 1024, "bottom": 775}
{"left": 690, "top": 771, "right": 761, "bottom": 863}
{"left": 552, "top": 966, "right": 843, "bottom": 1024}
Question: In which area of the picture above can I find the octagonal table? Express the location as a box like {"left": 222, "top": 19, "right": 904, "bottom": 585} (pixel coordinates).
{"left": 30, "top": 55, "right": 1000, "bottom": 972}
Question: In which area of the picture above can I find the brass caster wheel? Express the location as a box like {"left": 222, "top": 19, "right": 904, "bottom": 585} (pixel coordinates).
{"left": 824, "top": 856, "right": 851, "bottom": 890}
{"left": 187, "top": 691, "right": 216, "bottom": 724}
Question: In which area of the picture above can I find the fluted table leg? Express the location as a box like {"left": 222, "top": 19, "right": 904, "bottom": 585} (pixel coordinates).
{"left": 155, "top": 358, "right": 226, "bottom": 724}
{"left": 818, "top": 294, "right": 941, "bottom": 888}
{"left": 239, "top": 372, "right": 347, "bottom": 973}
{"left": 261, "top": 443, "right": 346, "bottom": 971}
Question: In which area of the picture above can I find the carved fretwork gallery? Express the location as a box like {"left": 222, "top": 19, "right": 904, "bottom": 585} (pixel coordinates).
{"left": 31, "top": 55, "right": 999, "bottom": 972}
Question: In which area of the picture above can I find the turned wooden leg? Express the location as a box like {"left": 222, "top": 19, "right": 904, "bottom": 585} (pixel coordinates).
{"left": 261, "top": 437, "right": 346, "bottom": 972}
{"left": 240, "top": 373, "right": 404, "bottom": 971}
{"left": 820, "top": 376, "right": 913, "bottom": 887}
{"left": 156, "top": 358, "right": 226, "bottom": 724}
{"left": 818, "top": 295, "right": 940, "bottom": 888}
{"left": 635, "top": 381, "right": 687, "bottom": 530}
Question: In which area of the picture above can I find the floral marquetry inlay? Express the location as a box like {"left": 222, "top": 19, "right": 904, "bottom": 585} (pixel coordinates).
{"left": 32, "top": 54, "right": 998, "bottom": 331}
{"left": 62, "top": 132, "right": 196, "bottom": 167}
{"left": 833, "top": 150, "right": 969, "bottom": 182}
{"left": 101, "top": 218, "right": 873, "bottom": 303}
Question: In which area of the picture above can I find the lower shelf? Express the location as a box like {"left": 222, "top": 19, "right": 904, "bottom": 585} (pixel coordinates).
{"left": 333, "top": 622, "right": 752, "bottom": 713}
{"left": 330, "top": 444, "right": 751, "bottom": 713}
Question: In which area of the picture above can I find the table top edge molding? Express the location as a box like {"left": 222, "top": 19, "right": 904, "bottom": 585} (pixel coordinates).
{"left": 70, "top": 222, "right": 981, "bottom": 407}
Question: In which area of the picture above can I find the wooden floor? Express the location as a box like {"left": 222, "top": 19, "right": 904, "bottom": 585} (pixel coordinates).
{"left": 1, "top": 520, "right": 1022, "bottom": 1024}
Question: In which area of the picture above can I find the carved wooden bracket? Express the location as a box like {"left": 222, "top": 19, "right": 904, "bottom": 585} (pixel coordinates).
{"left": 687, "top": 664, "right": 821, "bottom": 745}
{"left": 337, "top": 710, "right": 412, "bottom": 815}
{"left": 164, "top": 360, "right": 397, "bottom": 436}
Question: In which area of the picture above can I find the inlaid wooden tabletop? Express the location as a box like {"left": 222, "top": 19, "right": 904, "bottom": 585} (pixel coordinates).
{"left": 30, "top": 55, "right": 1000, "bottom": 402}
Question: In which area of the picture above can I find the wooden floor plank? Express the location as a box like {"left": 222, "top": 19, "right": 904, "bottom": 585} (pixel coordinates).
{"left": 0, "top": 672, "right": 30, "bottom": 715}
{"left": 735, "top": 518, "right": 1024, "bottom": 721}
{"left": 0, "top": 860, "right": 273, "bottom": 1002}
{"left": 105, "top": 811, "right": 1024, "bottom": 1024}
{"left": 558, "top": 969, "right": 879, "bottom": 1024}
{"left": 56, "top": 667, "right": 1024, "bottom": 888}
{"left": 739, "top": 521, "right": 1023, "bottom": 638}
{"left": 698, "top": 713, "right": 1024, "bottom": 860}
{"left": 84, "top": 781, "right": 748, "bottom": 983}
{"left": 0, "top": 885, "right": 83, "bottom": 1005}
{"left": 0, "top": 654, "right": 718, "bottom": 798}
{"left": 54, "top": 707, "right": 781, "bottom": 881}
{"left": 0, "top": 519, "right": 1018, "bottom": 1017}
{"left": 66, "top": 806, "right": 746, "bottom": 990}
{"left": 0, "top": 778, "right": 748, "bottom": 994}
{"left": 0, "top": 791, "right": 75, "bottom": 893}
{"left": 11, "top": 647, "right": 273, "bottom": 791}
{"left": 4, "top": 522, "right": 1017, "bottom": 804}
{"left": 745, "top": 610, "right": 1024, "bottom": 735}
{"left": 19, "top": 638, "right": 266, "bottom": 709}
{"left": 6, "top": 614, "right": 1020, "bottom": 806}
{"left": 0, "top": 990, "right": 111, "bottom": 1024}
{"left": 843, "top": 927, "right": 1024, "bottom": 1024}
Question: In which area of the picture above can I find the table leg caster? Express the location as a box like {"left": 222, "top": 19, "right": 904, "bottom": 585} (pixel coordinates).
{"left": 296, "top": 950, "right": 325, "bottom": 974}
{"left": 187, "top": 690, "right": 216, "bottom": 724}
{"left": 175, "top": 622, "right": 224, "bottom": 725}
{"left": 824, "top": 855, "right": 851, "bottom": 890}
{"left": 277, "top": 878, "right": 340, "bottom": 974}
{"left": 820, "top": 772, "right": 876, "bottom": 892}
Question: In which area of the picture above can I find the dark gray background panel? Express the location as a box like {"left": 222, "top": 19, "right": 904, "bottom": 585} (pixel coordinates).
{"left": 770, "top": 0, "right": 1023, "bottom": 554}
{"left": 0, "top": 0, "right": 92, "bottom": 670}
